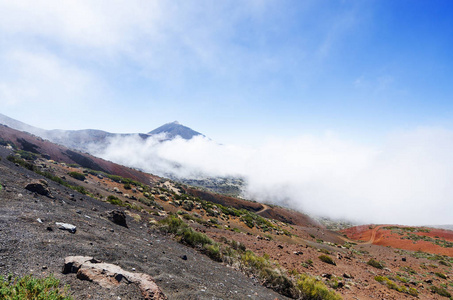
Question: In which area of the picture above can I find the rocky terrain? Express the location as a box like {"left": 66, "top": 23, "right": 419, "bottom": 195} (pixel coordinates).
{"left": 1, "top": 125, "right": 452, "bottom": 299}
{"left": 0, "top": 146, "right": 288, "bottom": 299}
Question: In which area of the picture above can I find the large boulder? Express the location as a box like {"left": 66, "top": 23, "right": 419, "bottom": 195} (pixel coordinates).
{"left": 63, "top": 256, "right": 167, "bottom": 300}
{"left": 107, "top": 210, "right": 128, "bottom": 228}
{"left": 25, "top": 180, "right": 53, "bottom": 197}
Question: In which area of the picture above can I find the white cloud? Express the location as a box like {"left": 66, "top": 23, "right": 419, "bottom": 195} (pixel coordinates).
{"left": 0, "top": 0, "right": 162, "bottom": 50}
{"left": 92, "top": 127, "right": 453, "bottom": 226}
{"left": 0, "top": 50, "right": 105, "bottom": 106}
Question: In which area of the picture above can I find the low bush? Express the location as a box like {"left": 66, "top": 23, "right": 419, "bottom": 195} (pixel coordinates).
{"left": 430, "top": 285, "right": 451, "bottom": 298}
{"left": 0, "top": 274, "right": 72, "bottom": 299}
{"left": 367, "top": 258, "right": 384, "bottom": 269}
{"left": 68, "top": 172, "right": 86, "bottom": 181}
{"left": 319, "top": 255, "right": 336, "bottom": 265}
{"left": 107, "top": 195, "right": 123, "bottom": 206}
{"left": 138, "top": 197, "right": 163, "bottom": 210}
{"left": 17, "top": 150, "right": 38, "bottom": 161}
{"left": 295, "top": 274, "right": 342, "bottom": 300}
{"left": 375, "top": 276, "right": 418, "bottom": 296}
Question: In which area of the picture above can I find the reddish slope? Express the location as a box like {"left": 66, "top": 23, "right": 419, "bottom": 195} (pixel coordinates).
{"left": 342, "top": 225, "right": 453, "bottom": 256}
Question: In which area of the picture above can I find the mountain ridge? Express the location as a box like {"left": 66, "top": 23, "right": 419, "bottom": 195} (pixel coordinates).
{"left": 0, "top": 113, "right": 202, "bottom": 152}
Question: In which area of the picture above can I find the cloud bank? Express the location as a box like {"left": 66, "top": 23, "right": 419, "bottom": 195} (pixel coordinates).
{"left": 91, "top": 127, "right": 453, "bottom": 226}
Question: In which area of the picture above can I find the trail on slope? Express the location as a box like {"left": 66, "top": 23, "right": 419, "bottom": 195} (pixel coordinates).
{"left": 256, "top": 204, "right": 271, "bottom": 214}
{"left": 364, "top": 225, "right": 383, "bottom": 244}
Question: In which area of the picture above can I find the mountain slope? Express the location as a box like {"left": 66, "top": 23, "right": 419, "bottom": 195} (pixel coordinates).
{"left": 148, "top": 121, "right": 202, "bottom": 140}
{"left": 0, "top": 113, "right": 202, "bottom": 153}
{"left": 0, "top": 124, "right": 158, "bottom": 185}
{"left": 1, "top": 124, "right": 453, "bottom": 299}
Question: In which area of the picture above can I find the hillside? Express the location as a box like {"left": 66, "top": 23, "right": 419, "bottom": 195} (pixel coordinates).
{"left": 1, "top": 124, "right": 452, "bottom": 299}
{"left": 0, "top": 114, "right": 200, "bottom": 153}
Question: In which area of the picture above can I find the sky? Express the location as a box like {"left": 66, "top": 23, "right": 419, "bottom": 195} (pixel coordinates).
{"left": 1, "top": 1, "right": 453, "bottom": 225}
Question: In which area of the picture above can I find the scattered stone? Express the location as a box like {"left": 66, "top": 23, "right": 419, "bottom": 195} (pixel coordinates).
{"left": 322, "top": 273, "right": 332, "bottom": 279}
{"left": 277, "top": 245, "right": 283, "bottom": 249}
{"left": 63, "top": 256, "right": 167, "bottom": 299}
{"left": 56, "top": 222, "right": 77, "bottom": 233}
{"left": 343, "top": 273, "right": 353, "bottom": 279}
{"left": 46, "top": 226, "right": 53, "bottom": 231}
{"left": 42, "top": 266, "right": 47, "bottom": 270}
{"left": 180, "top": 255, "right": 188, "bottom": 261}
{"left": 107, "top": 210, "right": 128, "bottom": 228}
{"left": 25, "top": 180, "right": 53, "bottom": 198}
{"left": 37, "top": 218, "right": 43, "bottom": 223}
{"left": 293, "top": 251, "right": 303, "bottom": 255}
{"left": 402, "top": 257, "right": 406, "bottom": 262}
{"left": 424, "top": 279, "right": 433, "bottom": 284}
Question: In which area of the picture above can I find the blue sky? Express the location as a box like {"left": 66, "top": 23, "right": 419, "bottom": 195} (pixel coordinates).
{"left": 1, "top": 0, "right": 452, "bottom": 145}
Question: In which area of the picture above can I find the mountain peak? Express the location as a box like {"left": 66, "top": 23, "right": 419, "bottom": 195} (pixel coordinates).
{"left": 148, "top": 121, "right": 202, "bottom": 140}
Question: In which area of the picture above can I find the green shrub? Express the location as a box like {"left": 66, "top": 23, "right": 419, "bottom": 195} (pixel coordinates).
{"left": 182, "top": 201, "right": 194, "bottom": 211}
{"left": 159, "top": 215, "right": 186, "bottom": 234}
{"left": 107, "top": 195, "right": 123, "bottom": 206}
{"left": 295, "top": 274, "right": 342, "bottom": 300}
{"left": 319, "top": 255, "right": 336, "bottom": 265}
{"left": 138, "top": 197, "right": 163, "bottom": 210}
{"left": 123, "top": 183, "right": 131, "bottom": 190}
{"left": 319, "top": 248, "right": 330, "bottom": 254}
{"left": 367, "top": 258, "right": 384, "bottom": 269}
{"left": 68, "top": 172, "right": 86, "bottom": 181}
{"left": 204, "top": 244, "right": 222, "bottom": 261}
{"left": 435, "top": 272, "right": 447, "bottom": 279}
{"left": 0, "top": 274, "right": 72, "bottom": 299}
{"left": 241, "top": 214, "right": 255, "bottom": 228}
{"left": 17, "top": 150, "right": 38, "bottom": 161}
{"left": 375, "top": 276, "right": 418, "bottom": 296}
{"left": 408, "top": 287, "right": 418, "bottom": 297}
{"left": 181, "top": 228, "right": 213, "bottom": 247}
{"left": 430, "top": 285, "right": 451, "bottom": 297}
{"left": 438, "top": 260, "right": 451, "bottom": 267}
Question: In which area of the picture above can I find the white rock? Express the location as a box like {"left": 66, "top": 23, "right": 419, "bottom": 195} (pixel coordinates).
{"left": 56, "top": 222, "right": 76, "bottom": 233}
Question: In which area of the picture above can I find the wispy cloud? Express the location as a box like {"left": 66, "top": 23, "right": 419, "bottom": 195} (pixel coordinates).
{"left": 0, "top": 50, "right": 105, "bottom": 106}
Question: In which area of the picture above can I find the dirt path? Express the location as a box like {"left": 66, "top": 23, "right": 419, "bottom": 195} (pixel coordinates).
{"left": 363, "top": 225, "right": 383, "bottom": 244}
{"left": 256, "top": 204, "right": 270, "bottom": 214}
{"left": 339, "top": 225, "right": 384, "bottom": 245}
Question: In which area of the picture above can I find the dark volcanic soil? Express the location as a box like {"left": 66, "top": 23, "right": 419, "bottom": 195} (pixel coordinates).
{"left": 0, "top": 147, "right": 288, "bottom": 300}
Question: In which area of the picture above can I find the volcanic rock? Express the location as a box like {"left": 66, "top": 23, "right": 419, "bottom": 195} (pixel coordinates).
{"left": 63, "top": 256, "right": 167, "bottom": 300}
{"left": 25, "top": 180, "right": 52, "bottom": 197}
{"left": 107, "top": 210, "right": 128, "bottom": 227}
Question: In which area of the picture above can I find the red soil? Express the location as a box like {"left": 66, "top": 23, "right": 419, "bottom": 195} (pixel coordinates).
{"left": 342, "top": 225, "right": 453, "bottom": 257}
